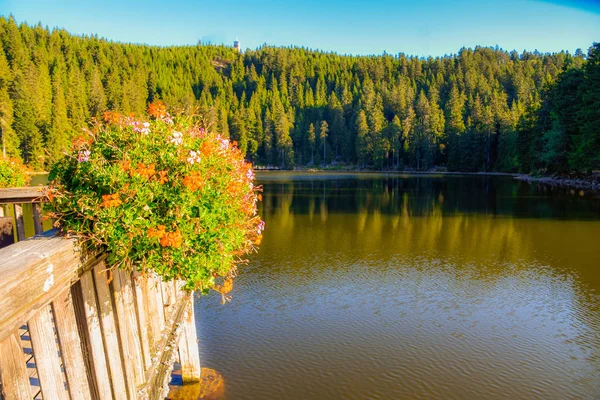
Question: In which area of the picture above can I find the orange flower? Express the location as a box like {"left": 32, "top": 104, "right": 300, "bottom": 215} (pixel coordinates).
{"left": 132, "top": 163, "right": 156, "bottom": 178}
{"left": 159, "top": 230, "right": 183, "bottom": 248}
{"left": 158, "top": 170, "right": 168, "bottom": 184}
{"left": 200, "top": 140, "right": 216, "bottom": 157}
{"left": 100, "top": 194, "right": 122, "bottom": 208}
{"left": 148, "top": 225, "right": 166, "bottom": 239}
{"left": 182, "top": 171, "right": 204, "bottom": 191}
{"left": 102, "top": 111, "right": 122, "bottom": 125}
{"left": 148, "top": 101, "right": 167, "bottom": 119}
{"left": 227, "top": 181, "right": 242, "bottom": 196}
{"left": 121, "top": 160, "right": 131, "bottom": 172}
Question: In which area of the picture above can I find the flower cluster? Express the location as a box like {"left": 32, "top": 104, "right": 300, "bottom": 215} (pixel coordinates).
{"left": 132, "top": 163, "right": 156, "bottom": 178}
{"left": 148, "top": 100, "right": 173, "bottom": 124}
{"left": 47, "top": 102, "right": 263, "bottom": 293}
{"left": 148, "top": 225, "right": 183, "bottom": 248}
{"left": 0, "top": 156, "right": 31, "bottom": 188}
{"left": 187, "top": 150, "right": 201, "bottom": 165}
{"left": 100, "top": 194, "right": 122, "bottom": 208}
{"left": 170, "top": 131, "right": 183, "bottom": 146}
{"left": 127, "top": 119, "right": 151, "bottom": 135}
{"left": 182, "top": 171, "right": 204, "bottom": 191}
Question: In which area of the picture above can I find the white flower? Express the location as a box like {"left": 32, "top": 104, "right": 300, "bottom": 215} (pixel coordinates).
{"left": 78, "top": 150, "right": 91, "bottom": 163}
{"left": 169, "top": 131, "right": 183, "bottom": 146}
{"left": 187, "top": 150, "right": 201, "bottom": 164}
{"left": 217, "top": 135, "right": 229, "bottom": 151}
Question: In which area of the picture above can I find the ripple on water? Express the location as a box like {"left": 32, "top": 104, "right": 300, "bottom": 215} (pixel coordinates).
{"left": 197, "top": 174, "right": 600, "bottom": 400}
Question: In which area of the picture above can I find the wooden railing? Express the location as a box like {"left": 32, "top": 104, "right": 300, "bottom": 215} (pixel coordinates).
{"left": 0, "top": 188, "right": 201, "bottom": 399}
{"left": 0, "top": 187, "right": 47, "bottom": 246}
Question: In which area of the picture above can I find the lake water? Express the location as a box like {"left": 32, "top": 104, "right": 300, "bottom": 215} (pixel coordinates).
{"left": 194, "top": 172, "right": 600, "bottom": 399}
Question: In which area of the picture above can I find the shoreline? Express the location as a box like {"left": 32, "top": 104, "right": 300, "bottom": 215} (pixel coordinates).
{"left": 256, "top": 167, "right": 600, "bottom": 193}
{"left": 514, "top": 174, "right": 600, "bottom": 193}
{"left": 256, "top": 167, "right": 518, "bottom": 177}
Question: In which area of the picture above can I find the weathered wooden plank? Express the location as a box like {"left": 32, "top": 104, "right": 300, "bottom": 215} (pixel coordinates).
{"left": 13, "top": 204, "right": 25, "bottom": 242}
{"left": 153, "top": 275, "right": 166, "bottom": 331}
{"left": 0, "top": 332, "right": 33, "bottom": 399}
{"left": 71, "top": 282, "right": 100, "bottom": 399}
{"left": 0, "top": 187, "right": 47, "bottom": 204}
{"left": 145, "top": 273, "right": 163, "bottom": 355}
{"left": 93, "top": 263, "right": 129, "bottom": 399}
{"left": 0, "top": 235, "right": 81, "bottom": 343}
{"left": 178, "top": 293, "right": 201, "bottom": 383}
{"left": 32, "top": 203, "right": 43, "bottom": 235}
{"left": 112, "top": 269, "right": 145, "bottom": 386}
{"left": 28, "top": 305, "right": 69, "bottom": 400}
{"left": 132, "top": 271, "right": 152, "bottom": 371}
{"left": 161, "top": 280, "right": 175, "bottom": 321}
{"left": 138, "top": 294, "right": 189, "bottom": 400}
{"left": 52, "top": 288, "right": 93, "bottom": 400}
{"left": 79, "top": 271, "right": 113, "bottom": 400}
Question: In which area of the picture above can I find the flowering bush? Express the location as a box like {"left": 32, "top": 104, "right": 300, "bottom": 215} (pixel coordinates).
{"left": 0, "top": 157, "right": 31, "bottom": 188}
{"left": 48, "top": 102, "right": 263, "bottom": 296}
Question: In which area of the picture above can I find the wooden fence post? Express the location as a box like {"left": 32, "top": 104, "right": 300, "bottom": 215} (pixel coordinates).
{"left": 32, "top": 204, "right": 43, "bottom": 235}
{"left": 178, "top": 292, "right": 201, "bottom": 383}
{"left": 13, "top": 204, "right": 24, "bottom": 242}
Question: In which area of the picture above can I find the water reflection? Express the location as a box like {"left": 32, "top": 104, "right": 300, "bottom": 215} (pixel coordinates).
{"left": 259, "top": 172, "right": 600, "bottom": 220}
{"left": 197, "top": 172, "right": 600, "bottom": 400}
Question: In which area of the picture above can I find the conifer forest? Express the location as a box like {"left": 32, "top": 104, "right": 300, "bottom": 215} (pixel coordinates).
{"left": 0, "top": 16, "right": 598, "bottom": 173}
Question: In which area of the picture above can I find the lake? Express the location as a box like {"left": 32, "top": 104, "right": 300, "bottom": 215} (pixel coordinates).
{"left": 194, "top": 172, "right": 600, "bottom": 399}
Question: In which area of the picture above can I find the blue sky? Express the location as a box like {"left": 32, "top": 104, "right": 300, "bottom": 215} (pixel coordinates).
{"left": 1, "top": 0, "right": 599, "bottom": 56}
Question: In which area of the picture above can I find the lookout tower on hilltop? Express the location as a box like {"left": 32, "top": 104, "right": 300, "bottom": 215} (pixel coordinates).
{"left": 234, "top": 38, "right": 241, "bottom": 53}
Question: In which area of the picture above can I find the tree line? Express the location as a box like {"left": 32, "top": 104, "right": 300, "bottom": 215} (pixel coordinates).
{"left": 0, "top": 16, "right": 597, "bottom": 173}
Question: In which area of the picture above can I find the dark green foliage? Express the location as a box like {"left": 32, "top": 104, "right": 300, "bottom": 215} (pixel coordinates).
{"left": 0, "top": 17, "right": 596, "bottom": 173}
{"left": 516, "top": 43, "right": 599, "bottom": 174}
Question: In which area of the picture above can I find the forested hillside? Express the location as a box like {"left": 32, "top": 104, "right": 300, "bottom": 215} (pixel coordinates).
{"left": 0, "top": 16, "right": 597, "bottom": 172}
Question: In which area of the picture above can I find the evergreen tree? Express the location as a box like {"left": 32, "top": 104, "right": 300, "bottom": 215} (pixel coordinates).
{"left": 12, "top": 72, "right": 44, "bottom": 168}
{"left": 355, "top": 110, "right": 369, "bottom": 167}
{"left": 446, "top": 85, "right": 466, "bottom": 171}
{"left": 319, "top": 120, "right": 328, "bottom": 163}
{"left": 47, "top": 62, "right": 71, "bottom": 164}
{"left": 307, "top": 122, "right": 316, "bottom": 164}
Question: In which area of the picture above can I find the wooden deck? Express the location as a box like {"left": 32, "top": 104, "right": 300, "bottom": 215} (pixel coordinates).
{"left": 0, "top": 188, "right": 201, "bottom": 399}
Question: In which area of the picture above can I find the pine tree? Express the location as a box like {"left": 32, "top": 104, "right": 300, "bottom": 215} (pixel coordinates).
{"left": 0, "top": 48, "right": 19, "bottom": 158}
{"left": 572, "top": 43, "right": 600, "bottom": 171}
{"left": 12, "top": 72, "right": 44, "bottom": 168}
{"left": 319, "top": 120, "right": 328, "bottom": 163}
{"left": 413, "top": 91, "right": 432, "bottom": 170}
{"left": 47, "top": 62, "right": 71, "bottom": 164}
{"left": 230, "top": 111, "right": 249, "bottom": 157}
{"left": 389, "top": 115, "right": 402, "bottom": 169}
{"left": 307, "top": 122, "right": 316, "bottom": 164}
{"left": 89, "top": 68, "right": 106, "bottom": 118}
{"left": 355, "top": 110, "right": 370, "bottom": 167}
{"left": 446, "top": 85, "right": 466, "bottom": 170}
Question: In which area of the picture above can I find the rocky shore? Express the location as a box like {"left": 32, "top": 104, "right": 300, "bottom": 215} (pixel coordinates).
{"left": 515, "top": 174, "right": 600, "bottom": 193}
